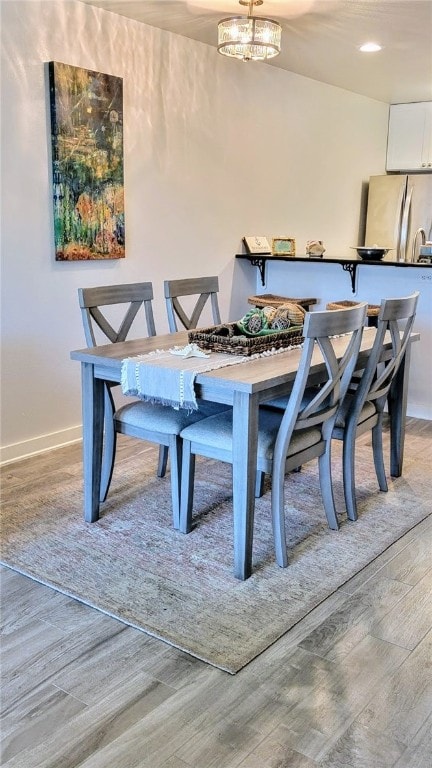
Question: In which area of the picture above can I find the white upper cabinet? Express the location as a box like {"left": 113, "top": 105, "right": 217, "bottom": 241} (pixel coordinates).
{"left": 386, "top": 102, "right": 432, "bottom": 172}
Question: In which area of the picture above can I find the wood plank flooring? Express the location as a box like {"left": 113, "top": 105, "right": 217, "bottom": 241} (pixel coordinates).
{"left": 1, "top": 417, "right": 431, "bottom": 767}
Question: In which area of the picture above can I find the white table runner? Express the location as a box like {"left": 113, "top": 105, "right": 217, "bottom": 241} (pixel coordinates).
{"left": 121, "top": 349, "right": 246, "bottom": 410}
{"left": 121, "top": 341, "right": 305, "bottom": 411}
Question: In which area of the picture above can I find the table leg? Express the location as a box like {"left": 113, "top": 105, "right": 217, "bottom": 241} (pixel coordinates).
{"left": 232, "top": 391, "right": 259, "bottom": 580}
{"left": 81, "top": 362, "right": 104, "bottom": 522}
{"left": 388, "top": 340, "right": 411, "bottom": 477}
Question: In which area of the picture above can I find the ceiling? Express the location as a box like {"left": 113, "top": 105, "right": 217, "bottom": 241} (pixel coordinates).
{"left": 80, "top": 0, "right": 432, "bottom": 104}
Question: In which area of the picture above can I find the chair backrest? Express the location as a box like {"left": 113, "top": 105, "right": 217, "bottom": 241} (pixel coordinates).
{"left": 345, "top": 292, "right": 419, "bottom": 418}
{"left": 78, "top": 283, "right": 156, "bottom": 347}
{"left": 273, "top": 303, "right": 367, "bottom": 460}
{"left": 164, "top": 276, "right": 221, "bottom": 332}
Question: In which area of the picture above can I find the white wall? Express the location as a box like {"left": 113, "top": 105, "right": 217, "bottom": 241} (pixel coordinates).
{"left": 1, "top": 0, "right": 391, "bottom": 463}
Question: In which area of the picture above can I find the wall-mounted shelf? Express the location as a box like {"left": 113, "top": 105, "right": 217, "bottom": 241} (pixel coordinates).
{"left": 236, "top": 254, "right": 431, "bottom": 293}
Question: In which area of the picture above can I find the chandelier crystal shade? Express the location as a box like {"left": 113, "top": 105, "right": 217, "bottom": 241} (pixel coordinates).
{"left": 218, "top": 0, "right": 282, "bottom": 62}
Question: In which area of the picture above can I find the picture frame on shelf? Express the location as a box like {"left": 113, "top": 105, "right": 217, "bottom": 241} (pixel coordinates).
{"left": 243, "top": 236, "right": 271, "bottom": 255}
{"left": 272, "top": 237, "right": 296, "bottom": 256}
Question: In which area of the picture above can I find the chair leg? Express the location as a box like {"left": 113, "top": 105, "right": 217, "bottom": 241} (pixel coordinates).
{"left": 168, "top": 437, "right": 182, "bottom": 529}
{"left": 100, "top": 387, "right": 116, "bottom": 503}
{"left": 179, "top": 440, "right": 195, "bottom": 534}
{"left": 318, "top": 443, "right": 340, "bottom": 530}
{"left": 271, "top": 462, "right": 289, "bottom": 568}
{"left": 342, "top": 429, "right": 358, "bottom": 522}
{"left": 372, "top": 420, "right": 388, "bottom": 492}
{"left": 157, "top": 445, "right": 169, "bottom": 478}
{"left": 255, "top": 470, "right": 265, "bottom": 498}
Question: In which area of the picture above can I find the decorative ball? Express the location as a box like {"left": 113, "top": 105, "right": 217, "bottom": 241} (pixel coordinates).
{"left": 271, "top": 309, "right": 292, "bottom": 330}
{"left": 238, "top": 308, "right": 269, "bottom": 334}
{"left": 262, "top": 305, "right": 278, "bottom": 324}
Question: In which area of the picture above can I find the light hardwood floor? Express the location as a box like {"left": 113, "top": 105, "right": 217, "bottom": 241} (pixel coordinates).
{"left": 1, "top": 418, "right": 431, "bottom": 768}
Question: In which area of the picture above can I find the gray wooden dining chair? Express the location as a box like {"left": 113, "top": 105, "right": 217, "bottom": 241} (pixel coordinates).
{"left": 79, "top": 283, "right": 170, "bottom": 499}
{"left": 178, "top": 303, "right": 367, "bottom": 567}
{"left": 332, "top": 291, "right": 419, "bottom": 522}
{"left": 164, "top": 276, "right": 221, "bottom": 332}
{"left": 78, "top": 282, "right": 225, "bottom": 525}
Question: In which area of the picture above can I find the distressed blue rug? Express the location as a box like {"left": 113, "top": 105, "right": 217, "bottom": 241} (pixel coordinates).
{"left": 1, "top": 427, "right": 430, "bottom": 673}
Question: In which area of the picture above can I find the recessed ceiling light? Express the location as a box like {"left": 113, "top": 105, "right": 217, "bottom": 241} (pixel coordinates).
{"left": 359, "top": 42, "right": 382, "bottom": 53}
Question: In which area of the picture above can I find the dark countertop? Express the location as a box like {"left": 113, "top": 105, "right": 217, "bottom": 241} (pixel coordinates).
{"left": 236, "top": 252, "right": 432, "bottom": 290}
{"left": 236, "top": 253, "right": 432, "bottom": 267}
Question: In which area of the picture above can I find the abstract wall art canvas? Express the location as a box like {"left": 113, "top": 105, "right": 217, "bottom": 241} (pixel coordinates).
{"left": 48, "top": 62, "right": 125, "bottom": 260}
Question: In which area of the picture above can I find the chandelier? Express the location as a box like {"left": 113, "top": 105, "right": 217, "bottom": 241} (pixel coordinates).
{"left": 217, "top": 0, "right": 282, "bottom": 62}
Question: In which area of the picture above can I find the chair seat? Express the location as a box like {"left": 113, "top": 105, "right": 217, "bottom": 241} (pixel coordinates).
{"left": 262, "top": 386, "right": 322, "bottom": 411}
{"left": 115, "top": 399, "right": 227, "bottom": 433}
{"left": 181, "top": 408, "right": 322, "bottom": 460}
{"left": 334, "top": 395, "right": 376, "bottom": 430}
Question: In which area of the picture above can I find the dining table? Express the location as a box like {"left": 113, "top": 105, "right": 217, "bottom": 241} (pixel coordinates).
{"left": 71, "top": 326, "right": 418, "bottom": 580}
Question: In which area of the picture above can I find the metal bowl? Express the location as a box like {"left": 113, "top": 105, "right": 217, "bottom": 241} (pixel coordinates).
{"left": 350, "top": 247, "right": 392, "bottom": 260}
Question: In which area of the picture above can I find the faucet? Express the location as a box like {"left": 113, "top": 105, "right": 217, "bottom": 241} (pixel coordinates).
{"left": 412, "top": 228, "right": 426, "bottom": 262}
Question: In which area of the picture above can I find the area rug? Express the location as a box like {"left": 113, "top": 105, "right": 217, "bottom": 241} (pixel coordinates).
{"left": 1, "top": 430, "right": 431, "bottom": 674}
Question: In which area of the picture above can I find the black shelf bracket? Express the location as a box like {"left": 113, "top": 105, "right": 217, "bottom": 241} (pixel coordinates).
{"left": 250, "top": 257, "right": 266, "bottom": 286}
{"left": 341, "top": 262, "right": 358, "bottom": 293}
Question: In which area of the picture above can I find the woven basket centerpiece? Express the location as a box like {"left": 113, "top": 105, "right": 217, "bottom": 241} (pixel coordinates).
{"left": 248, "top": 294, "right": 318, "bottom": 311}
{"left": 189, "top": 303, "right": 305, "bottom": 356}
{"left": 326, "top": 300, "right": 380, "bottom": 317}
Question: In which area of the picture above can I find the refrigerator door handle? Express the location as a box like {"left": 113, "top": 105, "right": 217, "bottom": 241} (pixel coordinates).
{"left": 427, "top": 215, "right": 432, "bottom": 243}
{"left": 400, "top": 185, "right": 413, "bottom": 262}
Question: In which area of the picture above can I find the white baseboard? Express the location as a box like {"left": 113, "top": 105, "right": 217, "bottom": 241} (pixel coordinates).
{"left": 0, "top": 426, "right": 82, "bottom": 466}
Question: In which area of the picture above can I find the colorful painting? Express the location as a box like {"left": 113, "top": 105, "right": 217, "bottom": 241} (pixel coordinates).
{"left": 48, "top": 62, "right": 125, "bottom": 260}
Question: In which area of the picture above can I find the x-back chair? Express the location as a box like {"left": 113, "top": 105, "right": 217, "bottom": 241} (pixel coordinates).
{"left": 164, "top": 276, "right": 221, "bottom": 332}
{"left": 332, "top": 291, "right": 419, "bottom": 521}
{"left": 178, "top": 303, "right": 367, "bottom": 568}
{"left": 78, "top": 282, "right": 168, "bottom": 503}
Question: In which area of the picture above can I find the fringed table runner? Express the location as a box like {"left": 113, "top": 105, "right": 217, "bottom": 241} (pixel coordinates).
{"left": 121, "top": 349, "right": 246, "bottom": 411}
{"left": 121, "top": 343, "right": 303, "bottom": 411}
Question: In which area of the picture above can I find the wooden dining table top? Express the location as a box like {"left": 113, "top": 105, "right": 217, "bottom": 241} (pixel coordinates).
{"left": 71, "top": 326, "right": 401, "bottom": 394}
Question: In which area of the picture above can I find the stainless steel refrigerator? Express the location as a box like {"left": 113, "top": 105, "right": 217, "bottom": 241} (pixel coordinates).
{"left": 364, "top": 174, "right": 432, "bottom": 262}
